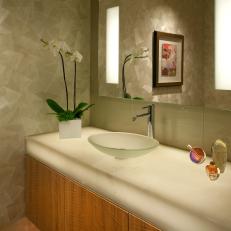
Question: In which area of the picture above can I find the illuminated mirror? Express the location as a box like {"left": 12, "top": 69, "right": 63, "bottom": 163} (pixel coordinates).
{"left": 98, "top": 0, "right": 231, "bottom": 110}
{"left": 215, "top": 0, "right": 231, "bottom": 90}
{"left": 106, "top": 6, "right": 119, "bottom": 84}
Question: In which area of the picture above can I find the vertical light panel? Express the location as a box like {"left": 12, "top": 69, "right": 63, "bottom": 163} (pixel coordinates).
{"left": 106, "top": 6, "right": 119, "bottom": 84}
{"left": 215, "top": 0, "right": 231, "bottom": 90}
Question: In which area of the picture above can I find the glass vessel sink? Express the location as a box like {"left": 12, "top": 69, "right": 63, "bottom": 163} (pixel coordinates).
{"left": 88, "top": 132, "right": 159, "bottom": 159}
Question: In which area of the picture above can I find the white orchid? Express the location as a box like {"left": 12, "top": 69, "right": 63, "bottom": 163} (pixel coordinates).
{"left": 48, "top": 40, "right": 71, "bottom": 57}
{"left": 133, "top": 47, "right": 149, "bottom": 57}
{"left": 41, "top": 38, "right": 82, "bottom": 62}
{"left": 40, "top": 39, "right": 71, "bottom": 57}
{"left": 122, "top": 46, "right": 149, "bottom": 98}
{"left": 40, "top": 38, "right": 84, "bottom": 111}
{"left": 129, "top": 47, "right": 149, "bottom": 62}
{"left": 69, "top": 50, "right": 83, "bottom": 63}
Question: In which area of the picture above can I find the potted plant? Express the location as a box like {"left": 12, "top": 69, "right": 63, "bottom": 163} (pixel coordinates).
{"left": 41, "top": 39, "right": 93, "bottom": 138}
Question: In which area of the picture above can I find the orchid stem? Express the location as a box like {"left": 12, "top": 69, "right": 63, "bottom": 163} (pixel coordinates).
{"left": 59, "top": 51, "right": 69, "bottom": 111}
{"left": 122, "top": 54, "right": 132, "bottom": 98}
{"left": 121, "top": 54, "right": 148, "bottom": 98}
{"left": 74, "top": 61, "right": 77, "bottom": 110}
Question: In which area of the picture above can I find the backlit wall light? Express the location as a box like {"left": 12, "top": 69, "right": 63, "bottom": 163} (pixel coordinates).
{"left": 106, "top": 6, "right": 119, "bottom": 84}
{"left": 215, "top": 0, "right": 231, "bottom": 90}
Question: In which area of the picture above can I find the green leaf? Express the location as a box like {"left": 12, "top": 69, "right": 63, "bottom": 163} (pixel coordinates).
{"left": 56, "top": 110, "right": 75, "bottom": 121}
{"left": 124, "top": 93, "right": 132, "bottom": 99}
{"left": 73, "top": 102, "right": 89, "bottom": 114}
{"left": 47, "top": 101, "right": 94, "bottom": 121}
{"left": 46, "top": 99, "right": 65, "bottom": 114}
{"left": 74, "top": 103, "right": 94, "bottom": 118}
{"left": 132, "top": 96, "right": 144, "bottom": 100}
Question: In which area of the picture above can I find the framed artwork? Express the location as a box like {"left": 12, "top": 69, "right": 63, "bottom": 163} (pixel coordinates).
{"left": 153, "top": 31, "right": 184, "bottom": 87}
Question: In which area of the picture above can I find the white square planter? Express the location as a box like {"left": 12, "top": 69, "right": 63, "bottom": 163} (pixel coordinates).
{"left": 59, "top": 119, "right": 81, "bottom": 139}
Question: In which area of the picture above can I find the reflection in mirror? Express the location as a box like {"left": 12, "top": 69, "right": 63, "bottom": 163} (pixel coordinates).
{"left": 122, "top": 47, "right": 149, "bottom": 99}
{"left": 98, "top": 0, "right": 207, "bottom": 105}
{"left": 98, "top": 0, "right": 153, "bottom": 101}
{"left": 98, "top": 0, "right": 231, "bottom": 110}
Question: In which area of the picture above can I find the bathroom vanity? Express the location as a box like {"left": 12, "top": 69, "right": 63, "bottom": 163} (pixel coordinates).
{"left": 25, "top": 127, "right": 231, "bottom": 231}
{"left": 26, "top": 155, "right": 158, "bottom": 231}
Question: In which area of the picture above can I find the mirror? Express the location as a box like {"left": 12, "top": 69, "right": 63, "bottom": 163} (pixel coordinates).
{"left": 98, "top": 0, "right": 231, "bottom": 110}
{"left": 98, "top": 0, "right": 153, "bottom": 101}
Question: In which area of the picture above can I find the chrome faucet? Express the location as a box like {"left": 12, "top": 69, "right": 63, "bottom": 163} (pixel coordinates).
{"left": 132, "top": 105, "right": 154, "bottom": 138}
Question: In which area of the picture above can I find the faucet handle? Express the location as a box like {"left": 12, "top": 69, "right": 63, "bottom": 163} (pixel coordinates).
{"left": 142, "top": 105, "right": 153, "bottom": 113}
{"left": 142, "top": 105, "right": 152, "bottom": 109}
{"left": 142, "top": 104, "right": 153, "bottom": 109}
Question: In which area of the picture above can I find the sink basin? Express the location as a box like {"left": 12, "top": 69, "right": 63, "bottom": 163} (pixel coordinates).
{"left": 88, "top": 132, "right": 159, "bottom": 159}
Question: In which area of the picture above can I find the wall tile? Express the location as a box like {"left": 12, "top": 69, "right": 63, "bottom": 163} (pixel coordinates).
{"left": 0, "top": 0, "right": 90, "bottom": 227}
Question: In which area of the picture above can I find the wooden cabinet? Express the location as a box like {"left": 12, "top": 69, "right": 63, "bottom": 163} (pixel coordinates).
{"left": 26, "top": 155, "right": 161, "bottom": 231}
{"left": 70, "top": 182, "right": 128, "bottom": 231}
{"left": 26, "top": 156, "right": 68, "bottom": 230}
{"left": 129, "top": 214, "right": 160, "bottom": 231}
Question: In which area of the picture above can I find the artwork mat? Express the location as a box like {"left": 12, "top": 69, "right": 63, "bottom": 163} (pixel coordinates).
{"left": 158, "top": 40, "right": 182, "bottom": 84}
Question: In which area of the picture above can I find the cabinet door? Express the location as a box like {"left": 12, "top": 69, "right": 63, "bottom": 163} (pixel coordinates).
{"left": 26, "top": 156, "right": 68, "bottom": 231}
{"left": 70, "top": 182, "right": 128, "bottom": 231}
{"left": 129, "top": 214, "right": 161, "bottom": 231}
{"left": 26, "top": 155, "right": 128, "bottom": 231}
{"left": 25, "top": 155, "right": 38, "bottom": 224}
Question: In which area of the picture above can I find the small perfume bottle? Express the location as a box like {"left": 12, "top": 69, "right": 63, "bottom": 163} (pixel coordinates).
{"left": 211, "top": 139, "right": 227, "bottom": 173}
{"left": 206, "top": 161, "right": 220, "bottom": 181}
{"left": 187, "top": 145, "right": 206, "bottom": 164}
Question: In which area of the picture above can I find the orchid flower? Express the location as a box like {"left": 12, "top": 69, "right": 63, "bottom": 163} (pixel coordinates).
{"left": 68, "top": 50, "right": 83, "bottom": 63}
{"left": 134, "top": 47, "right": 149, "bottom": 57}
{"left": 129, "top": 47, "right": 149, "bottom": 62}
{"left": 48, "top": 40, "right": 71, "bottom": 57}
{"left": 41, "top": 38, "right": 82, "bottom": 61}
{"left": 41, "top": 39, "right": 71, "bottom": 56}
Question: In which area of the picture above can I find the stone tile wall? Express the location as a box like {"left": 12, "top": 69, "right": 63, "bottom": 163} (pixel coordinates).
{"left": 0, "top": 0, "right": 90, "bottom": 227}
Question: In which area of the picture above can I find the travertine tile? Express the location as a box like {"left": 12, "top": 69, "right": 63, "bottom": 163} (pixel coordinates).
{"left": 0, "top": 0, "right": 90, "bottom": 227}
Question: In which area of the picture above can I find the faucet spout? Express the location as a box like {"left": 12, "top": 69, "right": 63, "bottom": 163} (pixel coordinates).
{"left": 133, "top": 112, "right": 150, "bottom": 121}
{"left": 147, "top": 121, "right": 153, "bottom": 138}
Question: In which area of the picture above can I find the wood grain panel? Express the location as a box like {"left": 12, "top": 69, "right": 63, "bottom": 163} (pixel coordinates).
{"left": 129, "top": 214, "right": 161, "bottom": 231}
{"left": 70, "top": 182, "right": 128, "bottom": 231}
{"left": 26, "top": 156, "right": 69, "bottom": 231}
{"left": 26, "top": 155, "right": 128, "bottom": 231}
{"left": 37, "top": 163, "right": 53, "bottom": 230}
{"left": 26, "top": 155, "right": 162, "bottom": 231}
{"left": 25, "top": 156, "right": 38, "bottom": 224}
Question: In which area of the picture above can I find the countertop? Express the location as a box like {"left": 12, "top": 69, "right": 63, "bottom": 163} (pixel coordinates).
{"left": 26, "top": 127, "right": 231, "bottom": 231}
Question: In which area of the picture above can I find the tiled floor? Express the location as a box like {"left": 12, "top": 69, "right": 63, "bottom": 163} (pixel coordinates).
{"left": 1, "top": 217, "right": 39, "bottom": 231}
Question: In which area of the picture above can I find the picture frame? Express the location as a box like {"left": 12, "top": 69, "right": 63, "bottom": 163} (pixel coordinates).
{"left": 153, "top": 31, "right": 184, "bottom": 87}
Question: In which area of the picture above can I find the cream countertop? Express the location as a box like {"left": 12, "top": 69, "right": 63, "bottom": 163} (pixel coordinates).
{"left": 26, "top": 127, "right": 231, "bottom": 231}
